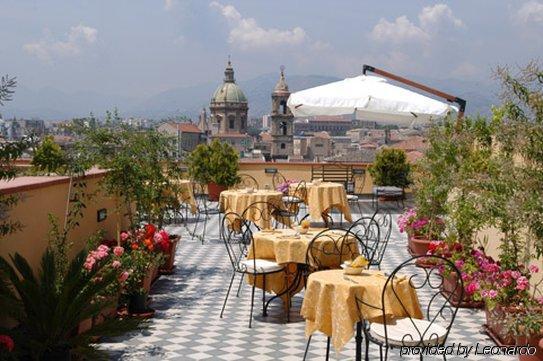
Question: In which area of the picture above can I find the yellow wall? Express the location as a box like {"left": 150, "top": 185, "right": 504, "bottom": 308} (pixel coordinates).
{"left": 0, "top": 174, "right": 128, "bottom": 272}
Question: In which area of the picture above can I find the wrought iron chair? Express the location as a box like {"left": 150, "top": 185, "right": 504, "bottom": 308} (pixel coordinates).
{"left": 234, "top": 174, "right": 259, "bottom": 190}
{"left": 240, "top": 200, "right": 293, "bottom": 232}
{"left": 272, "top": 171, "right": 287, "bottom": 190}
{"left": 303, "top": 228, "right": 373, "bottom": 360}
{"left": 219, "top": 211, "right": 285, "bottom": 328}
{"left": 282, "top": 180, "right": 307, "bottom": 223}
{"left": 346, "top": 216, "right": 381, "bottom": 263}
{"left": 357, "top": 255, "right": 463, "bottom": 361}
{"left": 369, "top": 211, "right": 392, "bottom": 270}
{"left": 346, "top": 171, "right": 366, "bottom": 215}
{"left": 191, "top": 182, "right": 220, "bottom": 244}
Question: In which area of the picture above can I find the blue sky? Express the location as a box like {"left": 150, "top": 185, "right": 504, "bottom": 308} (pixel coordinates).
{"left": 0, "top": 0, "right": 542, "bottom": 99}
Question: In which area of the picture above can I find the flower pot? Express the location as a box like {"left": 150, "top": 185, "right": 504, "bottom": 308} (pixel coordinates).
{"left": 93, "top": 293, "right": 120, "bottom": 327}
{"left": 160, "top": 235, "right": 180, "bottom": 275}
{"left": 408, "top": 236, "right": 433, "bottom": 256}
{"left": 142, "top": 265, "right": 157, "bottom": 293}
{"left": 128, "top": 292, "right": 148, "bottom": 314}
{"left": 485, "top": 305, "right": 518, "bottom": 345}
{"left": 516, "top": 335, "right": 543, "bottom": 361}
{"left": 208, "top": 182, "right": 227, "bottom": 202}
{"left": 77, "top": 317, "right": 93, "bottom": 335}
{"left": 441, "top": 272, "right": 483, "bottom": 309}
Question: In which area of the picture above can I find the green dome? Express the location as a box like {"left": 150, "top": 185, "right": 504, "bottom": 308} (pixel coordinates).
{"left": 211, "top": 82, "right": 247, "bottom": 103}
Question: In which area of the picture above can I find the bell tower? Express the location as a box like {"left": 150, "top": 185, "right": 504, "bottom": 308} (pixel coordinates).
{"left": 270, "top": 66, "right": 294, "bottom": 160}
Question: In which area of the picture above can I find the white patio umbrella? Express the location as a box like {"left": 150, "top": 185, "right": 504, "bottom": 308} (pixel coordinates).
{"left": 287, "top": 75, "right": 458, "bottom": 126}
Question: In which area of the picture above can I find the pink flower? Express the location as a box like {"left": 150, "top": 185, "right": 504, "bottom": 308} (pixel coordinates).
{"left": 511, "top": 271, "right": 521, "bottom": 279}
{"left": 118, "top": 271, "right": 130, "bottom": 283}
{"left": 528, "top": 264, "right": 540, "bottom": 274}
{"left": 515, "top": 276, "right": 529, "bottom": 291}
{"left": 153, "top": 232, "right": 163, "bottom": 244}
{"left": 113, "top": 246, "right": 124, "bottom": 257}
{"left": 120, "top": 232, "right": 129, "bottom": 241}
{"left": 481, "top": 289, "right": 498, "bottom": 299}
{"left": 465, "top": 281, "right": 479, "bottom": 295}
{"left": 454, "top": 260, "right": 464, "bottom": 270}
{"left": 536, "top": 297, "right": 543, "bottom": 305}
{"left": 112, "top": 260, "right": 121, "bottom": 269}
{"left": 83, "top": 256, "right": 96, "bottom": 270}
{"left": 0, "top": 335, "right": 14, "bottom": 352}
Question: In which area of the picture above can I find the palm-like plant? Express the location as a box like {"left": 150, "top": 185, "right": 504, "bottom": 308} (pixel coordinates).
{"left": 0, "top": 249, "right": 145, "bottom": 360}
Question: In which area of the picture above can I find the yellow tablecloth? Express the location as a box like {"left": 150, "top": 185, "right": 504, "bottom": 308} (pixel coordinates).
{"left": 219, "top": 189, "right": 284, "bottom": 229}
{"left": 175, "top": 180, "right": 197, "bottom": 213}
{"left": 301, "top": 269, "right": 423, "bottom": 352}
{"left": 247, "top": 228, "right": 359, "bottom": 297}
{"left": 290, "top": 182, "right": 352, "bottom": 223}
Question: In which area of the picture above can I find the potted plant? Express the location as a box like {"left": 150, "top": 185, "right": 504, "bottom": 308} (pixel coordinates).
{"left": 398, "top": 208, "right": 445, "bottom": 258}
{"left": 368, "top": 148, "right": 411, "bottom": 194}
{"left": 0, "top": 249, "right": 144, "bottom": 360}
{"left": 186, "top": 140, "right": 240, "bottom": 201}
{"left": 506, "top": 306, "right": 543, "bottom": 360}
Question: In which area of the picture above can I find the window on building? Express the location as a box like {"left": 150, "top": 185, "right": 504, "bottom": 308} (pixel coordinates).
{"left": 280, "top": 100, "right": 287, "bottom": 114}
{"left": 280, "top": 143, "right": 286, "bottom": 149}
{"left": 280, "top": 121, "right": 287, "bottom": 135}
{"left": 228, "top": 115, "right": 235, "bottom": 129}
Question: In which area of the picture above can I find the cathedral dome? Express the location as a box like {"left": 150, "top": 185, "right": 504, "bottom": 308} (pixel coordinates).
{"left": 211, "top": 60, "right": 247, "bottom": 104}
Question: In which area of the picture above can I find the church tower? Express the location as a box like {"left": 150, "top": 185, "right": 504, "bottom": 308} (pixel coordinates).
{"left": 270, "top": 66, "right": 294, "bottom": 160}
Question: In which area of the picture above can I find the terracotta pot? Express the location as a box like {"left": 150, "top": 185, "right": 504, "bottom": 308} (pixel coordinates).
{"left": 485, "top": 305, "right": 518, "bottom": 345}
{"left": 516, "top": 335, "right": 543, "bottom": 361}
{"left": 128, "top": 292, "right": 149, "bottom": 314}
{"left": 208, "top": 182, "right": 227, "bottom": 202}
{"left": 441, "top": 272, "right": 483, "bottom": 308}
{"left": 93, "top": 293, "right": 120, "bottom": 327}
{"left": 77, "top": 317, "right": 93, "bottom": 334}
{"left": 142, "top": 266, "right": 157, "bottom": 293}
{"left": 160, "top": 235, "right": 180, "bottom": 274}
{"left": 408, "top": 236, "right": 433, "bottom": 256}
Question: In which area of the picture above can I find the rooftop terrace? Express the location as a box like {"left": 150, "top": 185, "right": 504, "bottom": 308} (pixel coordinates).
{"left": 99, "top": 201, "right": 514, "bottom": 361}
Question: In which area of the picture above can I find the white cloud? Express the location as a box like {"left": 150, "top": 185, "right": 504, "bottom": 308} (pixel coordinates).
{"left": 210, "top": 1, "right": 307, "bottom": 50}
{"left": 516, "top": 1, "right": 543, "bottom": 23}
{"left": 370, "top": 16, "right": 429, "bottom": 44}
{"left": 369, "top": 4, "right": 463, "bottom": 44}
{"left": 164, "top": 0, "right": 176, "bottom": 11}
{"left": 419, "top": 4, "right": 464, "bottom": 29}
{"left": 23, "top": 24, "right": 97, "bottom": 62}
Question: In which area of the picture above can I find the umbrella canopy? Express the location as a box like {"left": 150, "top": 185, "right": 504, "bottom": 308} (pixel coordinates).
{"left": 287, "top": 75, "right": 458, "bottom": 125}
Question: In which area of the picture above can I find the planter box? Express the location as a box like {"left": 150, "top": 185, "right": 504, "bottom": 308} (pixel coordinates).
{"left": 142, "top": 265, "right": 158, "bottom": 293}
{"left": 441, "top": 272, "right": 483, "bottom": 309}
{"left": 77, "top": 317, "right": 93, "bottom": 335}
{"left": 516, "top": 335, "right": 543, "bottom": 361}
{"left": 485, "top": 305, "right": 518, "bottom": 346}
{"left": 208, "top": 182, "right": 227, "bottom": 202}
{"left": 93, "top": 293, "right": 120, "bottom": 327}
{"left": 408, "top": 236, "right": 433, "bottom": 256}
{"left": 159, "top": 235, "right": 180, "bottom": 275}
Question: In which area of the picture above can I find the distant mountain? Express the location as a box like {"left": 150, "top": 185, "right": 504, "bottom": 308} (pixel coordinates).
{"left": 0, "top": 73, "right": 498, "bottom": 121}
{"left": 130, "top": 73, "right": 341, "bottom": 120}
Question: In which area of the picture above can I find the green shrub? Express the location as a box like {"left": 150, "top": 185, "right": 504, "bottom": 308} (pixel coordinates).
{"left": 186, "top": 140, "right": 240, "bottom": 187}
{"left": 369, "top": 148, "right": 411, "bottom": 188}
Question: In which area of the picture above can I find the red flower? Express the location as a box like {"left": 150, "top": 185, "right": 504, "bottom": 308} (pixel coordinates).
{"left": 145, "top": 224, "right": 156, "bottom": 238}
{"left": 0, "top": 335, "right": 14, "bottom": 352}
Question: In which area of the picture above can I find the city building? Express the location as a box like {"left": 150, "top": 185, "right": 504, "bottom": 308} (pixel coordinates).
{"left": 157, "top": 122, "right": 205, "bottom": 157}
{"left": 293, "top": 115, "right": 353, "bottom": 136}
{"left": 208, "top": 59, "right": 252, "bottom": 153}
{"left": 269, "top": 68, "right": 294, "bottom": 160}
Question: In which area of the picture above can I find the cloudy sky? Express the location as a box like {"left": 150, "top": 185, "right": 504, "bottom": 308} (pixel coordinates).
{"left": 0, "top": 0, "right": 542, "bottom": 98}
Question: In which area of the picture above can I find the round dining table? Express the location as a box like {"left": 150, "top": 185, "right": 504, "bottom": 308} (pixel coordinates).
{"left": 219, "top": 189, "right": 284, "bottom": 229}
{"left": 289, "top": 181, "right": 352, "bottom": 223}
{"left": 301, "top": 269, "right": 423, "bottom": 360}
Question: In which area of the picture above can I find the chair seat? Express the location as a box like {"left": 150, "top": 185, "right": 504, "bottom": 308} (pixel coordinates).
{"left": 238, "top": 259, "right": 284, "bottom": 274}
{"left": 369, "top": 318, "right": 448, "bottom": 347}
{"left": 373, "top": 186, "right": 403, "bottom": 196}
{"left": 282, "top": 195, "right": 302, "bottom": 203}
{"left": 346, "top": 194, "right": 359, "bottom": 201}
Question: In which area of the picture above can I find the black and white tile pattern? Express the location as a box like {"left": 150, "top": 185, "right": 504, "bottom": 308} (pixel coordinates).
{"left": 100, "top": 201, "right": 514, "bottom": 360}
